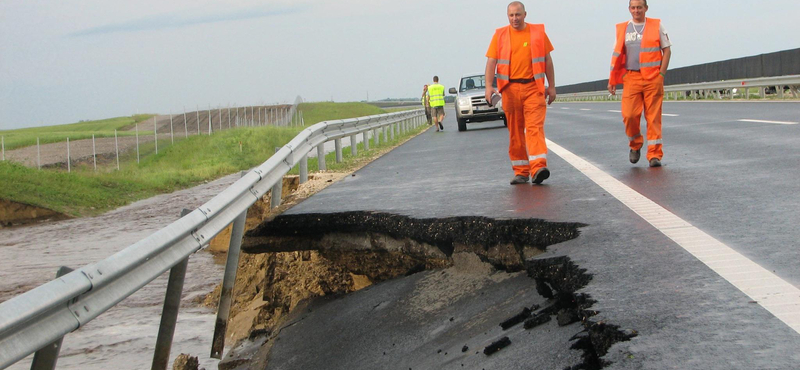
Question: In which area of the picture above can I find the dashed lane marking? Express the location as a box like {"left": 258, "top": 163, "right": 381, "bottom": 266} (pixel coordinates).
{"left": 608, "top": 110, "right": 622, "bottom": 113}
{"left": 561, "top": 107, "right": 570, "bottom": 110}
{"left": 580, "top": 109, "right": 592, "bottom": 111}
{"left": 663, "top": 113, "right": 680, "bottom": 117}
{"left": 547, "top": 139, "right": 800, "bottom": 335}
{"left": 738, "top": 119, "right": 798, "bottom": 125}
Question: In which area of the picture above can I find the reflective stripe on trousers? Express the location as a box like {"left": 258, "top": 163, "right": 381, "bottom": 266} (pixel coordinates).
{"left": 621, "top": 71, "right": 664, "bottom": 160}
{"left": 502, "top": 82, "right": 548, "bottom": 176}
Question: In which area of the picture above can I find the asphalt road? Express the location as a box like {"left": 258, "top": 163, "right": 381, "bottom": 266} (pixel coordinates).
{"left": 261, "top": 101, "right": 800, "bottom": 369}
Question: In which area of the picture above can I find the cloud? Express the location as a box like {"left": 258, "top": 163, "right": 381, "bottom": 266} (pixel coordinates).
{"left": 69, "top": 5, "right": 303, "bottom": 37}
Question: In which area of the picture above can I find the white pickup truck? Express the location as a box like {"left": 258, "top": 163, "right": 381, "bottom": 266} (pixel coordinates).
{"left": 448, "top": 73, "right": 506, "bottom": 132}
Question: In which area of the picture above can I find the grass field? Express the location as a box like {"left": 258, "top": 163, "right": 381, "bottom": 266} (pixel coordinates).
{"left": 0, "top": 103, "right": 424, "bottom": 217}
{"left": 0, "top": 114, "right": 154, "bottom": 150}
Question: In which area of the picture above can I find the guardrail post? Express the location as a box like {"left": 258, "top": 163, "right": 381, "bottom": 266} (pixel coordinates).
{"left": 778, "top": 85, "right": 784, "bottom": 99}
{"left": 350, "top": 134, "right": 357, "bottom": 156}
{"left": 373, "top": 128, "right": 379, "bottom": 147}
{"left": 390, "top": 123, "right": 395, "bottom": 141}
{"left": 334, "top": 138, "right": 343, "bottom": 163}
{"left": 317, "top": 144, "right": 326, "bottom": 171}
{"left": 210, "top": 194, "right": 248, "bottom": 359}
{"left": 363, "top": 131, "right": 370, "bottom": 151}
{"left": 30, "top": 266, "right": 73, "bottom": 370}
{"left": 271, "top": 148, "right": 283, "bottom": 209}
{"left": 151, "top": 208, "right": 190, "bottom": 370}
{"left": 382, "top": 125, "right": 388, "bottom": 143}
{"left": 299, "top": 154, "right": 308, "bottom": 184}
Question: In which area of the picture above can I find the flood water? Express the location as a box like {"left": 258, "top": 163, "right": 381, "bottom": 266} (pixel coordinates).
{"left": 0, "top": 173, "right": 242, "bottom": 370}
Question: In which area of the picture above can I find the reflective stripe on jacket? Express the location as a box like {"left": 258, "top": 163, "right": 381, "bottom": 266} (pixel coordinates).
{"left": 494, "top": 23, "right": 547, "bottom": 93}
{"left": 428, "top": 84, "right": 445, "bottom": 107}
{"left": 610, "top": 18, "right": 662, "bottom": 86}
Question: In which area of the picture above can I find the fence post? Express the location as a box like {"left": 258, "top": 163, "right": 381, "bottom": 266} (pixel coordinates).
{"left": 170, "top": 113, "right": 174, "bottom": 144}
{"left": 37, "top": 138, "right": 41, "bottom": 170}
{"left": 335, "top": 138, "right": 342, "bottom": 163}
{"left": 350, "top": 134, "right": 357, "bottom": 156}
{"left": 299, "top": 154, "right": 308, "bottom": 184}
{"left": 151, "top": 209, "right": 192, "bottom": 370}
{"left": 1, "top": 136, "right": 4, "bottom": 161}
{"left": 136, "top": 124, "right": 140, "bottom": 163}
{"left": 208, "top": 106, "right": 212, "bottom": 135}
{"left": 29, "top": 266, "right": 73, "bottom": 370}
{"left": 210, "top": 177, "right": 248, "bottom": 359}
{"left": 317, "top": 144, "right": 326, "bottom": 171}
{"left": 66, "top": 138, "right": 70, "bottom": 173}
{"left": 154, "top": 116, "right": 158, "bottom": 155}
{"left": 115, "top": 130, "right": 120, "bottom": 171}
{"left": 92, "top": 135, "right": 97, "bottom": 171}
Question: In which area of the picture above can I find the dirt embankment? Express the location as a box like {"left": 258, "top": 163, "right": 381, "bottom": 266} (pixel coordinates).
{"left": 0, "top": 198, "right": 70, "bottom": 227}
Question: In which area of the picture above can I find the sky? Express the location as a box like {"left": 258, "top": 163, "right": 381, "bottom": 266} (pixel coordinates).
{"left": 1, "top": 0, "right": 799, "bottom": 129}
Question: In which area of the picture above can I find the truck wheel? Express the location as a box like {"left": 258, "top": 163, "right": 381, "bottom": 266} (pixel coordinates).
{"left": 502, "top": 115, "right": 508, "bottom": 127}
{"left": 457, "top": 118, "right": 467, "bottom": 132}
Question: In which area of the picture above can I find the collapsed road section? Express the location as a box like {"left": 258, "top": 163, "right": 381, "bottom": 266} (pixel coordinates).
{"left": 222, "top": 212, "right": 635, "bottom": 370}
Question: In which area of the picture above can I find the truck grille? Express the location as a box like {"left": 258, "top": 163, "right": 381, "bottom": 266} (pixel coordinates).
{"left": 471, "top": 96, "right": 498, "bottom": 113}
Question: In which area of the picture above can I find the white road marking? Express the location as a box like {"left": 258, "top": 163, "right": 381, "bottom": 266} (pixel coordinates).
{"left": 561, "top": 107, "right": 570, "bottom": 110}
{"left": 663, "top": 113, "right": 680, "bottom": 117}
{"left": 580, "top": 109, "right": 592, "bottom": 111}
{"left": 608, "top": 110, "right": 622, "bottom": 113}
{"left": 547, "top": 139, "right": 800, "bottom": 335}
{"left": 738, "top": 119, "right": 798, "bottom": 125}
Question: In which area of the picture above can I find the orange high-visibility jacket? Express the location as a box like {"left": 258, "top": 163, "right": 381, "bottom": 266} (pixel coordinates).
{"left": 609, "top": 18, "right": 662, "bottom": 86}
{"left": 494, "top": 23, "right": 547, "bottom": 93}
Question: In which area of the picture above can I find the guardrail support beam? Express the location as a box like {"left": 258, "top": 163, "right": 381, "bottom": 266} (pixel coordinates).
{"left": 317, "top": 144, "right": 326, "bottom": 171}
{"left": 334, "top": 138, "right": 343, "bottom": 163}
{"left": 151, "top": 212, "right": 190, "bottom": 370}
{"left": 30, "top": 266, "right": 74, "bottom": 370}
{"left": 299, "top": 154, "right": 308, "bottom": 184}
{"left": 271, "top": 148, "right": 283, "bottom": 209}
{"left": 350, "top": 134, "right": 357, "bottom": 156}
{"left": 211, "top": 198, "right": 248, "bottom": 359}
{"left": 363, "top": 131, "right": 370, "bottom": 151}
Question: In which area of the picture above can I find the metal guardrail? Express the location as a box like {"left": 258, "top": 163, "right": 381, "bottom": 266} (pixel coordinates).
{"left": 0, "top": 108, "right": 425, "bottom": 369}
{"left": 557, "top": 75, "right": 800, "bottom": 101}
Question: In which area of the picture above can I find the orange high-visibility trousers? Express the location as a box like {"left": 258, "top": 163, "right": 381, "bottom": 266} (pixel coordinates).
{"left": 502, "top": 82, "right": 548, "bottom": 177}
{"left": 622, "top": 71, "right": 664, "bottom": 161}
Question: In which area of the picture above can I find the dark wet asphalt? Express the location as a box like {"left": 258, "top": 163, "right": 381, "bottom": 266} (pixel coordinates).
{"left": 266, "top": 101, "right": 800, "bottom": 369}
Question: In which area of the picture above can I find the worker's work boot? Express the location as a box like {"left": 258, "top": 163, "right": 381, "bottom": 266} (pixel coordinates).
{"left": 532, "top": 168, "right": 550, "bottom": 184}
{"left": 510, "top": 175, "right": 529, "bottom": 185}
{"left": 629, "top": 149, "right": 641, "bottom": 164}
{"left": 649, "top": 158, "right": 662, "bottom": 167}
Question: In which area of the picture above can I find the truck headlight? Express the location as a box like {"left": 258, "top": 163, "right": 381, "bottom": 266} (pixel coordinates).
{"left": 457, "top": 97, "right": 471, "bottom": 108}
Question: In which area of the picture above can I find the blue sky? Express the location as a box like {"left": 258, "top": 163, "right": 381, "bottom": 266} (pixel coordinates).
{"left": 2, "top": 0, "right": 799, "bottom": 129}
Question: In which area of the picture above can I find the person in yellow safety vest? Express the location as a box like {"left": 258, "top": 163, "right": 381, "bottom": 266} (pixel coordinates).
{"left": 428, "top": 76, "right": 446, "bottom": 132}
{"left": 608, "top": 0, "right": 672, "bottom": 167}
{"left": 422, "top": 85, "right": 432, "bottom": 125}
{"left": 485, "top": 1, "right": 556, "bottom": 185}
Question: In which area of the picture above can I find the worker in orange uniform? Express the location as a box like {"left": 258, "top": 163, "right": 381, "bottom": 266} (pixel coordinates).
{"left": 608, "top": 0, "right": 672, "bottom": 167}
{"left": 485, "top": 1, "right": 556, "bottom": 185}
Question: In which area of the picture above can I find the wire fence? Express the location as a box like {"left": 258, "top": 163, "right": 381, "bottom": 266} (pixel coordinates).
{"left": 1, "top": 101, "right": 305, "bottom": 172}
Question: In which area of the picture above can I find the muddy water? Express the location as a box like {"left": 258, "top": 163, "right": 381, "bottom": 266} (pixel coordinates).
{"left": 0, "top": 173, "right": 243, "bottom": 370}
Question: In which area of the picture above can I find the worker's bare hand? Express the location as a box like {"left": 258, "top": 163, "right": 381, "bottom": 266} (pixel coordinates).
{"left": 546, "top": 86, "right": 557, "bottom": 105}
{"left": 485, "top": 88, "right": 498, "bottom": 106}
{"left": 608, "top": 84, "right": 616, "bottom": 95}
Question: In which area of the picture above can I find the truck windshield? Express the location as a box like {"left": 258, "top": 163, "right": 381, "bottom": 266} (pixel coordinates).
{"left": 460, "top": 75, "right": 497, "bottom": 92}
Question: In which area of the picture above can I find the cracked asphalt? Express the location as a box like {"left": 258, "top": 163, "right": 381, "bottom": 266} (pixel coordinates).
{"left": 261, "top": 101, "right": 800, "bottom": 369}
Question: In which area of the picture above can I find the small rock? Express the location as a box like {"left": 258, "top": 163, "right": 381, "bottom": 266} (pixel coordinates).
{"left": 173, "top": 354, "right": 199, "bottom": 370}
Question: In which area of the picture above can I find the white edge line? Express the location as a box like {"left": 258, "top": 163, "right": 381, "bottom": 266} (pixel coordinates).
{"left": 738, "top": 119, "right": 798, "bottom": 125}
{"left": 546, "top": 138, "right": 800, "bottom": 335}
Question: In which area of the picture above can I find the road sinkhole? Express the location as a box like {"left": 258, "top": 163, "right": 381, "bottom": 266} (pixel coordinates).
{"left": 231, "top": 212, "right": 636, "bottom": 370}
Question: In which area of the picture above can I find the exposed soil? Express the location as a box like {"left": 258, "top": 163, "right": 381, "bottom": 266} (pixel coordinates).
{"left": 0, "top": 198, "right": 71, "bottom": 227}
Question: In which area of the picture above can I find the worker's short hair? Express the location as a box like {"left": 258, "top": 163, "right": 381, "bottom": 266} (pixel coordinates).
{"left": 629, "top": 0, "right": 648, "bottom": 7}
{"left": 433, "top": 76, "right": 439, "bottom": 82}
{"left": 508, "top": 1, "right": 525, "bottom": 12}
